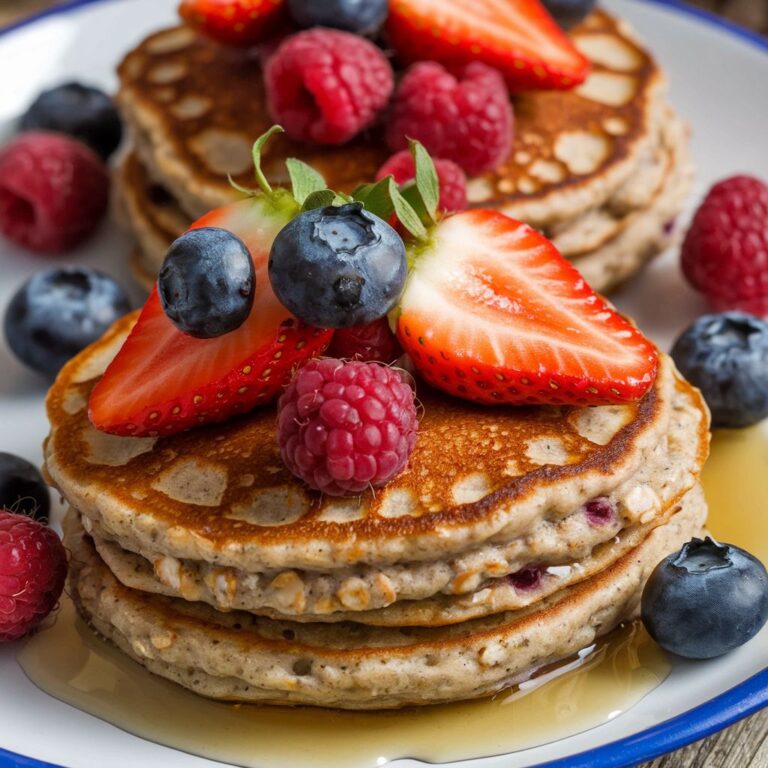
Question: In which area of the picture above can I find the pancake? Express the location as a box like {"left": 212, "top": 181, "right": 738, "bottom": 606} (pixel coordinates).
{"left": 83, "top": 372, "right": 708, "bottom": 625}
{"left": 116, "top": 12, "right": 671, "bottom": 224}
{"left": 66, "top": 488, "right": 706, "bottom": 709}
{"left": 46, "top": 314, "right": 683, "bottom": 574}
{"left": 46, "top": 311, "right": 710, "bottom": 629}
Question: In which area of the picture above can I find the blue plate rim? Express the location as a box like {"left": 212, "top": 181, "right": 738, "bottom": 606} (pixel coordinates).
{"left": 0, "top": 0, "right": 766, "bottom": 766}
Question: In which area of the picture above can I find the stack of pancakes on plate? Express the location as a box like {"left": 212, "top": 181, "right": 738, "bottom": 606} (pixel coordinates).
{"left": 114, "top": 10, "right": 694, "bottom": 294}
{"left": 46, "top": 314, "right": 710, "bottom": 708}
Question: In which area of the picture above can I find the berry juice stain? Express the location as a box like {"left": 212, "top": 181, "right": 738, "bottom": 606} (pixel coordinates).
{"left": 17, "top": 424, "right": 767, "bottom": 768}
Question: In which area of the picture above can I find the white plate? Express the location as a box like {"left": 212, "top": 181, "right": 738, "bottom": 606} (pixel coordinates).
{"left": 0, "top": 1, "right": 766, "bottom": 766}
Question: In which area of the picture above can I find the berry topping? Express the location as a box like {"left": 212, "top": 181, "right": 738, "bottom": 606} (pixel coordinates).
{"left": 287, "top": 0, "right": 388, "bottom": 36}
{"left": 0, "top": 453, "right": 50, "bottom": 523}
{"left": 671, "top": 312, "right": 768, "bottom": 429}
{"left": 20, "top": 82, "right": 122, "bottom": 160}
{"left": 179, "top": 0, "right": 288, "bottom": 46}
{"left": 541, "top": 0, "right": 597, "bottom": 30}
{"left": 396, "top": 209, "right": 659, "bottom": 406}
{"left": 90, "top": 198, "right": 332, "bottom": 437}
{"left": 583, "top": 497, "right": 615, "bottom": 526}
{"left": 265, "top": 29, "right": 394, "bottom": 145}
{"left": 377, "top": 150, "right": 467, "bottom": 213}
{"left": 642, "top": 537, "right": 768, "bottom": 659}
{"left": 327, "top": 318, "right": 402, "bottom": 364}
{"left": 0, "top": 132, "right": 109, "bottom": 253}
{"left": 509, "top": 566, "right": 543, "bottom": 591}
{"left": 277, "top": 358, "right": 417, "bottom": 496}
{"left": 269, "top": 203, "right": 407, "bottom": 328}
{"left": 385, "top": 62, "right": 513, "bottom": 176}
{"left": 386, "top": 0, "right": 590, "bottom": 93}
{"left": 4, "top": 268, "right": 131, "bottom": 378}
{"left": 159, "top": 227, "right": 255, "bottom": 339}
{"left": 681, "top": 176, "right": 768, "bottom": 317}
{"left": 0, "top": 510, "right": 67, "bottom": 642}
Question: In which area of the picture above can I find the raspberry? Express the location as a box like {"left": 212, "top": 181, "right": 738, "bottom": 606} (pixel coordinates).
{"left": 385, "top": 61, "right": 513, "bottom": 176}
{"left": 277, "top": 358, "right": 418, "bottom": 496}
{"left": 326, "top": 318, "right": 402, "bottom": 364}
{"left": 377, "top": 150, "right": 468, "bottom": 213}
{"left": 681, "top": 176, "right": 768, "bottom": 316}
{"left": 265, "top": 29, "right": 394, "bottom": 146}
{"left": 0, "top": 510, "right": 67, "bottom": 642}
{"left": 0, "top": 132, "right": 109, "bottom": 254}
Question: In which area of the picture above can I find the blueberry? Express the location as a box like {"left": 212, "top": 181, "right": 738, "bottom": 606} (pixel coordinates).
{"left": 671, "top": 312, "right": 768, "bottom": 428}
{"left": 0, "top": 453, "right": 50, "bottom": 523}
{"left": 268, "top": 203, "right": 407, "bottom": 329}
{"left": 4, "top": 268, "right": 131, "bottom": 377}
{"left": 642, "top": 537, "right": 768, "bottom": 659}
{"left": 20, "top": 82, "right": 122, "bottom": 160}
{"left": 541, "top": 0, "right": 596, "bottom": 29}
{"left": 159, "top": 227, "right": 255, "bottom": 339}
{"left": 287, "top": 0, "right": 388, "bottom": 35}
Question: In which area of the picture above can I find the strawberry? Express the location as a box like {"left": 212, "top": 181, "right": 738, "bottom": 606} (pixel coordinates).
{"left": 395, "top": 209, "right": 658, "bottom": 406}
{"left": 89, "top": 195, "right": 332, "bottom": 437}
{"left": 386, "top": 0, "right": 590, "bottom": 92}
{"left": 179, "top": 0, "right": 289, "bottom": 46}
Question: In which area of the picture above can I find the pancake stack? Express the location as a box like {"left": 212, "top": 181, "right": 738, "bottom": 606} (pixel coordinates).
{"left": 46, "top": 314, "right": 710, "bottom": 708}
{"left": 114, "top": 10, "right": 693, "bottom": 294}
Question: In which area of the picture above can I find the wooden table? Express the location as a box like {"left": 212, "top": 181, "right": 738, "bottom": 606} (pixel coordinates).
{"left": 0, "top": 1, "right": 766, "bottom": 767}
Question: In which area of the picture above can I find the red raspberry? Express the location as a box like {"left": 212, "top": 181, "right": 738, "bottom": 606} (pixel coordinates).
{"left": 377, "top": 150, "right": 468, "bottom": 212}
{"left": 0, "top": 510, "right": 67, "bottom": 642}
{"left": 277, "top": 358, "right": 418, "bottom": 496}
{"left": 385, "top": 61, "right": 514, "bottom": 176}
{"left": 327, "top": 318, "right": 402, "bottom": 364}
{"left": 0, "top": 132, "right": 109, "bottom": 254}
{"left": 682, "top": 176, "right": 768, "bottom": 316}
{"left": 265, "top": 29, "right": 394, "bottom": 146}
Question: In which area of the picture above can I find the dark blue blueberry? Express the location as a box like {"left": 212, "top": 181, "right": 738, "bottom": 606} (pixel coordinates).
{"left": 20, "top": 82, "right": 122, "bottom": 160}
{"left": 0, "top": 452, "right": 50, "bottom": 523}
{"left": 287, "top": 0, "right": 388, "bottom": 35}
{"left": 3, "top": 268, "right": 131, "bottom": 377}
{"left": 671, "top": 312, "right": 768, "bottom": 428}
{"left": 642, "top": 537, "right": 768, "bottom": 659}
{"left": 268, "top": 203, "right": 407, "bottom": 329}
{"left": 159, "top": 227, "right": 255, "bottom": 339}
{"left": 541, "top": 0, "right": 596, "bottom": 29}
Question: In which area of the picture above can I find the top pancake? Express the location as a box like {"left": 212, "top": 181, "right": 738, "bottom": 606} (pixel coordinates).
{"left": 117, "top": 11, "right": 665, "bottom": 223}
{"left": 45, "top": 314, "right": 682, "bottom": 573}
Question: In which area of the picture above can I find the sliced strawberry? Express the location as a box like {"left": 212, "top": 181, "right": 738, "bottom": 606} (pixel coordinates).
{"left": 89, "top": 197, "right": 332, "bottom": 437}
{"left": 396, "top": 209, "right": 658, "bottom": 406}
{"left": 179, "top": 0, "right": 289, "bottom": 46}
{"left": 386, "top": 0, "right": 590, "bottom": 92}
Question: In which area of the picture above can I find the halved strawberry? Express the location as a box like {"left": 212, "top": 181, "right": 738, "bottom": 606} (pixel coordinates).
{"left": 179, "top": 0, "right": 289, "bottom": 46}
{"left": 89, "top": 196, "right": 332, "bottom": 437}
{"left": 395, "top": 209, "right": 658, "bottom": 406}
{"left": 386, "top": 0, "right": 590, "bottom": 92}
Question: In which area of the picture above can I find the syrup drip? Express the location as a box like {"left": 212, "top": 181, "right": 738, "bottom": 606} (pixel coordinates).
{"left": 16, "top": 424, "right": 768, "bottom": 768}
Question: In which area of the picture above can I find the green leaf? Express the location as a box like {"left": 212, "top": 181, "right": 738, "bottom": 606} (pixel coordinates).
{"left": 388, "top": 178, "right": 428, "bottom": 241}
{"left": 251, "top": 125, "right": 284, "bottom": 196}
{"left": 227, "top": 174, "right": 259, "bottom": 197}
{"left": 334, "top": 191, "right": 354, "bottom": 204}
{"left": 409, "top": 139, "right": 439, "bottom": 223}
{"left": 352, "top": 178, "right": 395, "bottom": 221}
{"left": 286, "top": 158, "right": 328, "bottom": 205}
{"left": 302, "top": 189, "right": 337, "bottom": 211}
{"left": 400, "top": 183, "right": 430, "bottom": 224}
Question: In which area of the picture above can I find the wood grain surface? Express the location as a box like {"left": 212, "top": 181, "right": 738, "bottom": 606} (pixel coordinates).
{"left": 0, "top": 1, "right": 766, "bottom": 767}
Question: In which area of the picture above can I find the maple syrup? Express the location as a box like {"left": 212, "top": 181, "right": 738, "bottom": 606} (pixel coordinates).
{"left": 16, "top": 424, "right": 768, "bottom": 767}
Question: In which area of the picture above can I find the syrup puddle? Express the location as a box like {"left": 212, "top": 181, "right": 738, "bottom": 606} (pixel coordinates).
{"left": 17, "top": 424, "right": 767, "bottom": 767}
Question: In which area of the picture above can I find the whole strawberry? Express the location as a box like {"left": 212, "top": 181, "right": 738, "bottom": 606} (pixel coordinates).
{"left": 0, "top": 510, "right": 67, "bottom": 642}
{"left": 681, "top": 176, "right": 768, "bottom": 317}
